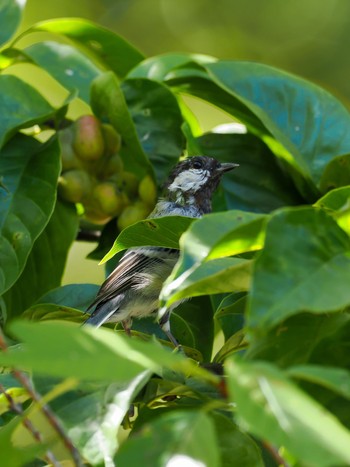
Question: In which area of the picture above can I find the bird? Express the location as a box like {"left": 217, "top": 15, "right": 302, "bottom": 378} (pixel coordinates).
{"left": 84, "top": 155, "right": 238, "bottom": 346}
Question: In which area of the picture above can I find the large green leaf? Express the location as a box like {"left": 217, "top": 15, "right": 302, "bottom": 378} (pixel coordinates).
{"left": 0, "top": 75, "right": 56, "bottom": 148}
{"left": 0, "top": 321, "right": 217, "bottom": 384}
{"left": 247, "top": 206, "right": 350, "bottom": 334}
{"left": 175, "top": 296, "right": 214, "bottom": 362}
{"left": 287, "top": 365, "right": 350, "bottom": 400}
{"left": 197, "top": 132, "right": 305, "bottom": 212}
{"left": 24, "top": 41, "right": 102, "bottom": 103}
{"left": 159, "top": 210, "right": 261, "bottom": 308}
{"left": 36, "top": 283, "right": 99, "bottom": 311}
{"left": 319, "top": 154, "right": 350, "bottom": 193}
{"left": 3, "top": 199, "right": 78, "bottom": 319}
{"left": 91, "top": 72, "right": 152, "bottom": 179}
{"left": 101, "top": 216, "right": 194, "bottom": 264}
{"left": 18, "top": 18, "right": 144, "bottom": 78}
{"left": 168, "top": 60, "right": 350, "bottom": 199}
{"left": 210, "top": 412, "right": 264, "bottom": 467}
{"left": 128, "top": 52, "right": 215, "bottom": 80}
{"left": 0, "top": 0, "right": 26, "bottom": 47}
{"left": 121, "top": 78, "right": 185, "bottom": 183}
{"left": 214, "top": 293, "right": 246, "bottom": 341}
{"left": 115, "top": 410, "right": 220, "bottom": 467}
{"left": 161, "top": 257, "right": 252, "bottom": 309}
{"left": 174, "top": 210, "right": 266, "bottom": 276}
{"left": 34, "top": 372, "right": 151, "bottom": 466}
{"left": 0, "top": 414, "right": 44, "bottom": 467}
{"left": 315, "top": 186, "right": 350, "bottom": 236}
{"left": 226, "top": 358, "right": 350, "bottom": 467}
{"left": 0, "top": 135, "right": 60, "bottom": 297}
{"left": 246, "top": 312, "right": 350, "bottom": 368}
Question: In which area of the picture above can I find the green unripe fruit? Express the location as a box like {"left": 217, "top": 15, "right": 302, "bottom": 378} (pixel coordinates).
{"left": 58, "top": 170, "right": 92, "bottom": 204}
{"left": 58, "top": 126, "right": 81, "bottom": 171}
{"left": 117, "top": 201, "right": 152, "bottom": 231}
{"left": 121, "top": 171, "right": 139, "bottom": 198}
{"left": 101, "top": 123, "right": 122, "bottom": 155}
{"left": 138, "top": 175, "right": 157, "bottom": 206}
{"left": 93, "top": 181, "right": 125, "bottom": 217}
{"left": 100, "top": 154, "right": 124, "bottom": 178}
{"left": 73, "top": 115, "right": 105, "bottom": 161}
{"left": 84, "top": 206, "right": 111, "bottom": 225}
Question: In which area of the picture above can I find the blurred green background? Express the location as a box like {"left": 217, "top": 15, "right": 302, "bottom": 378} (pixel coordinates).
{"left": 17, "top": 0, "right": 350, "bottom": 284}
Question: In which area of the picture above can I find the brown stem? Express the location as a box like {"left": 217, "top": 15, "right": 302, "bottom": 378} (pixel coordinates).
{"left": 0, "top": 383, "right": 60, "bottom": 466}
{"left": 0, "top": 327, "right": 84, "bottom": 467}
{"left": 262, "top": 440, "right": 290, "bottom": 467}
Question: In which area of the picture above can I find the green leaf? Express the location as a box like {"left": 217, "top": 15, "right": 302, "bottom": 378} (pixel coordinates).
{"left": 19, "top": 18, "right": 144, "bottom": 78}
{"left": 0, "top": 0, "right": 26, "bottom": 47}
{"left": 210, "top": 412, "right": 264, "bottom": 467}
{"left": 0, "top": 414, "right": 44, "bottom": 467}
{"left": 0, "top": 321, "right": 217, "bottom": 384}
{"left": 3, "top": 199, "right": 78, "bottom": 318}
{"left": 174, "top": 210, "right": 266, "bottom": 275}
{"left": 115, "top": 410, "right": 220, "bottom": 467}
{"left": 36, "top": 283, "right": 99, "bottom": 311}
{"left": 0, "top": 75, "right": 56, "bottom": 148}
{"left": 213, "top": 329, "right": 247, "bottom": 363}
{"left": 247, "top": 207, "right": 350, "bottom": 334}
{"left": 169, "top": 60, "right": 350, "bottom": 199}
{"left": 175, "top": 296, "right": 214, "bottom": 362}
{"left": 246, "top": 312, "right": 350, "bottom": 368}
{"left": 319, "top": 154, "right": 350, "bottom": 193}
{"left": 214, "top": 293, "right": 246, "bottom": 341}
{"left": 122, "top": 78, "right": 185, "bottom": 183}
{"left": 24, "top": 41, "right": 102, "bottom": 103}
{"left": 226, "top": 358, "right": 350, "bottom": 467}
{"left": 205, "top": 61, "right": 350, "bottom": 186}
{"left": 35, "top": 372, "right": 151, "bottom": 465}
{"left": 22, "top": 303, "right": 84, "bottom": 323}
{"left": 128, "top": 52, "right": 215, "bottom": 80}
{"left": 197, "top": 132, "right": 305, "bottom": 212}
{"left": 287, "top": 365, "right": 350, "bottom": 400}
{"left": 0, "top": 135, "right": 60, "bottom": 297}
{"left": 91, "top": 72, "right": 152, "bottom": 179}
{"left": 315, "top": 186, "right": 350, "bottom": 236}
{"left": 101, "top": 216, "right": 194, "bottom": 264}
{"left": 161, "top": 257, "right": 252, "bottom": 308}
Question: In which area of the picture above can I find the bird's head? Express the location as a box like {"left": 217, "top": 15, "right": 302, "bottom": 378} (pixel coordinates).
{"left": 164, "top": 156, "right": 238, "bottom": 213}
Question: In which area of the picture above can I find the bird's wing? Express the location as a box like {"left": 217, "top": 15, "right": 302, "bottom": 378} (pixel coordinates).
{"left": 88, "top": 248, "right": 177, "bottom": 310}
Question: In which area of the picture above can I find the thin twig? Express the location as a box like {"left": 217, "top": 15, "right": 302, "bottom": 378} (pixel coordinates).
{"left": 0, "top": 383, "right": 60, "bottom": 466}
{"left": 0, "top": 327, "right": 84, "bottom": 467}
{"left": 262, "top": 440, "right": 290, "bottom": 467}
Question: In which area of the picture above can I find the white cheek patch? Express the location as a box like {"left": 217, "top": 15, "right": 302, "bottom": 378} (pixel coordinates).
{"left": 168, "top": 169, "right": 210, "bottom": 193}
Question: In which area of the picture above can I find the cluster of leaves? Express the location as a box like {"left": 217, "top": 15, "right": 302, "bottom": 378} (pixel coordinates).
{"left": 1, "top": 1, "right": 350, "bottom": 466}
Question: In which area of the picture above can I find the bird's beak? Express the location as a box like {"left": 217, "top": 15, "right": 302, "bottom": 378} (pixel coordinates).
{"left": 216, "top": 162, "right": 239, "bottom": 174}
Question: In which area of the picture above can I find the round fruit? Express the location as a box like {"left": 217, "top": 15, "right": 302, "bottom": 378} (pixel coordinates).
{"left": 100, "top": 154, "right": 124, "bottom": 178}
{"left": 117, "top": 201, "right": 152, "bottom": 231}
{"left": 58, "top": 170, "right": 92, "bottom": 204}
{"left": 84, "top": 206, "right": 111, "bottom": 224}
{"left": 58, "top": 126, "right": 81, "bottom": 171}
{"left": 93, "top": 181, "right": 125, "bottom": 217}
{"left": 73, "top": 115, "right": 105, "bottom": 162}
{"left": 138, "top": 175, "right": 157, "bottom": 206}
{"left": 101, "top": 123, "right": 122, "bottom": 155}
{"left": 121, "top": 171, "right": 139, "bottom": 198}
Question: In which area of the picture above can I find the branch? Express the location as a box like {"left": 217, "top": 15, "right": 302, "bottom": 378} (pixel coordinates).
{"left": 0, "top": 383, "right": 60, "bottom": 467}
{"left": 262, "top": 440, "right": 290, "bottom": 467}
{"left": 0, "top": 327, "right": 84, "bottom": 467}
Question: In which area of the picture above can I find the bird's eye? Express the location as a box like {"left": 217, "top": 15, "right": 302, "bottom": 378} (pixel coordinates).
{"left": 192, "top": 160, "right": 203, "bottom": 170}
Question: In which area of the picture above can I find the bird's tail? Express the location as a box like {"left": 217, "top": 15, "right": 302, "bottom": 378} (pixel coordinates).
{"left": 83, "top": 305, "right": 116, "bottom": 327}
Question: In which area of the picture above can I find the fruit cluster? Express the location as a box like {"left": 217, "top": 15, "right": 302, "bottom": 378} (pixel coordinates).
{"left": 57, "top": 115, "right": 157, "bottom": 230}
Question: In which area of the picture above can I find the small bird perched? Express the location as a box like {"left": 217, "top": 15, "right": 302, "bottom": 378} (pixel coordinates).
{"left": 84, "top": 156, "right": 238, "bottom": 345}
